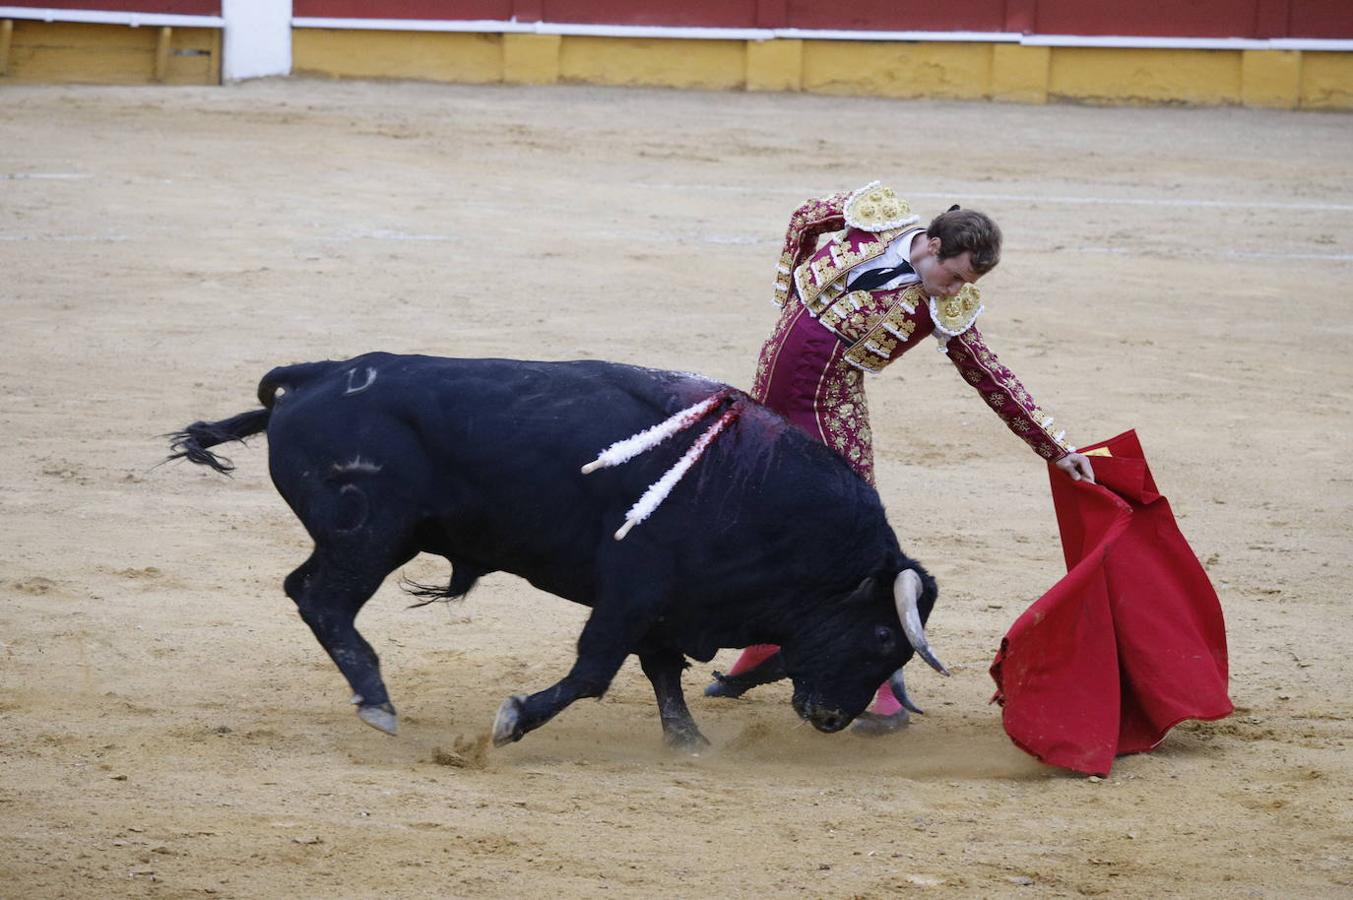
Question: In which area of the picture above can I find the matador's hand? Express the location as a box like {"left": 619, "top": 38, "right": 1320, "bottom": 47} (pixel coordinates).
{"left": 1055, "top": 452, "right": 1096, "bottom": 483}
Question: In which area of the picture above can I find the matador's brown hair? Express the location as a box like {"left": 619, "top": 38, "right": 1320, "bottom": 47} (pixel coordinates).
{"left": 926, "top": 208, "right": 1002, "bottom": 275}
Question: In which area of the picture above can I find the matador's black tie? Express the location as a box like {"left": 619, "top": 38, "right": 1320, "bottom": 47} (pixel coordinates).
{"left": 847, "top": 259, "right": 914, "bottom": 292}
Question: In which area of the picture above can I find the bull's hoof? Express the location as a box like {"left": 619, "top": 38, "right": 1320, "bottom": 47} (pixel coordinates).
{"left": 703, "top": 672, "right": 756, "bottom": 699}
{"left": 492, "top": 694, "right": 527, "bottom": 747}
{"left": 851, "top": 709, "right": 911, "bottom": 736}
{"left": 663, "top": 726, "right": 711, "bottom": 755}
{"left": 357, "top": 702, "right": 399, "bottom": 735}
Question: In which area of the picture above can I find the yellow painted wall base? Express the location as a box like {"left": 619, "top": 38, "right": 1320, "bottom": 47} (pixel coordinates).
{"left": 1049, "top": 47, "right": 1242, "bottom": 106}
{"left": 0, "top": 20, "right": 219, "bottom": 85}
{"left": 992, "top": 44, "right": 1050, "bottom": 104}
{"left": 293, "top": 29, "right": 500, "bottom": 84}
{"left": 803, "top": 41, "right": 992, "bottom": 100}
{"left": 503, "top": 33, "right": 561, "bottom": 85}
{"left": 1300, "top": 52, "right": 1353, "bottom": 110}
{"left": 746, "top": 38, "right": 802, "bottom": 92}
{"left": 558, "top": 36, "right": 744, "bottom": 90}
{"left": 1242, "top": 49, "right": 1301, "bottom": 108}
{"left": 3, "top": 21, "right": 1350, "bottom": 111}
{"left": 288, "top": 30, "right": 1351, "bottom": 111}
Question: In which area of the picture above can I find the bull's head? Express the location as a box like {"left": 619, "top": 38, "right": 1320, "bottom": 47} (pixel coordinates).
{"left": 779, "top": 567, "right": 946, "bottom": 733}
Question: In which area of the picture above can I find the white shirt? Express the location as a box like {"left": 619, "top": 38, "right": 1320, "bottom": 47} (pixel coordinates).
{"left": 844, "top": 227, "right": 924, "bottom": 292}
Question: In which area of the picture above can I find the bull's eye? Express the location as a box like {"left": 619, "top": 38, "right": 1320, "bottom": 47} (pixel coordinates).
{"left": 874, "top": 625, "right": 897, "bottom": 653}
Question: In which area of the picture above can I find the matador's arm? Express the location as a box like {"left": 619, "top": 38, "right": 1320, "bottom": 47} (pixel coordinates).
{"left": 944, "top": 324, "right": 1075, "bottom": 461}
{"left": 771, "top": 190, "right": 852, "bottom": 307}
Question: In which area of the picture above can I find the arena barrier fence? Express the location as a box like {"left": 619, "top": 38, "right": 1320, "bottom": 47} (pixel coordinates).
{"left": 1, "top": 1, "right": 1350, "bottom": 109}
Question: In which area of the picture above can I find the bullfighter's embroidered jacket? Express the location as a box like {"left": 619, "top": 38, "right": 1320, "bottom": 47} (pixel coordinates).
{"left": 759, "top": 183, "right": 1073, "bottom": 470}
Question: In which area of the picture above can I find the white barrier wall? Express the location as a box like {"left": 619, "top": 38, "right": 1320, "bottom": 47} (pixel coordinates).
{"left": 223, "top": 0, "right": 291, "bottom": 81}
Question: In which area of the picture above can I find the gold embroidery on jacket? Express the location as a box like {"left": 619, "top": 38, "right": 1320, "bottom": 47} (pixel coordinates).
{"left": 840, "top": 285, "right": 927, "bottom": 374}
{"left": 930, "top": 284, "right": 984, "bottom": 336}
{"left": 794, "top": 228, "right": 905, "bottom": 312}
{"left": 844, "top": 183, "right": 917, "bottom": 232}
{"left": 950, "top": 330, "right": 1072, "bottom": 456}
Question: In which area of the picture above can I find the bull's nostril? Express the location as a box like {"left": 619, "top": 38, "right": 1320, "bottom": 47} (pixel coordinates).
{"left": 822, "top": 713, "right": 842, "bottom": 730}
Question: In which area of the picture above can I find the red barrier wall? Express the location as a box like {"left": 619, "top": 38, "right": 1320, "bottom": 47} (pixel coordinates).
{"left": 1290, "top": 0, "right": 1353, "bottom": 39}
{"left": 293, "top": 1, "right": 510, "bottom": 19}
{"left": 1034, "top": 0, "right": 1257, "bottom": 38}
{"left": 287, "top": 0, "right": 1353, "bottom": 40}
{"left": 3, "top": 0, "right": 220, "bottom": 14}
{"left": 1030, "top": 0, "right": 1353, "bottom": 39}
{"left": 542, "top": 0, "right": 759, "bottom": 28}
{"left": 785, "top": 0, "right": 1009, "bottom": 33}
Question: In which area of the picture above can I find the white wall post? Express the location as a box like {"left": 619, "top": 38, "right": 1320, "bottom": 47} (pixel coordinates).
{"left": 223, "top": 0, "right": 292, "bottom": 81}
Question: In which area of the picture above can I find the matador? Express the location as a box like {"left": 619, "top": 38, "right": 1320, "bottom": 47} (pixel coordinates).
{"left": 706, "top": 182, "right": 1095, "bottom": 733}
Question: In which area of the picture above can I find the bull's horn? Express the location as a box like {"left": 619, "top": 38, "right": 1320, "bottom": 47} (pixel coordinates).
{"left": 893, "top": 569, "right": 950, "bottom": 676}
{"left": 888, "top": 668, "right": 925, "bottom": 715}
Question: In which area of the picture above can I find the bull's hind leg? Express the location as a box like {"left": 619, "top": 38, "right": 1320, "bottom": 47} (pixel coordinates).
{"left": 285, "top": 551, "right": 406, "bottom": 735}
{"left": 638, "top": 645, "right": 708, "bottom": 752}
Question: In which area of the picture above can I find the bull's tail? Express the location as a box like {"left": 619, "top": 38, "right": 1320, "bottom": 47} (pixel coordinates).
{"left": 167, "top": 360, "right": 342, "bottom": 474}
{"left": 166, "top": 409, "right": 270, "bottom": 474}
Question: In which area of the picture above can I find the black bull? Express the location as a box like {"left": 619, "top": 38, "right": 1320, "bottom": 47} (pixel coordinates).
{"left": 169, "top": 353, "right": 943, "bottom": 749}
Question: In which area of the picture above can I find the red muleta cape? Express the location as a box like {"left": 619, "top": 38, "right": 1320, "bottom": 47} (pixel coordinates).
{"left": 989, "top": 429, "right": 1233, "bottom": 776}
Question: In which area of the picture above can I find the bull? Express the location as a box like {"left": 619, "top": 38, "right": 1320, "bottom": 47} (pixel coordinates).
{"left": 168, "top": 353, "right": 945, "bottom": 749}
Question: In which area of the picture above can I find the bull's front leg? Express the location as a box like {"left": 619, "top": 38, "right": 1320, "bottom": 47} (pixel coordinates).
{"left": 638, "top": 646, "right": 708, "bottom": 752}
{"left": 491, "top": 607, "right": 634, "bottom": 747}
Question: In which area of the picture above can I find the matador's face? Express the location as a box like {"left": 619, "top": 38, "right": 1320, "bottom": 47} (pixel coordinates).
{"left": 912, "top": 237, "right": 981, "bottom": 299}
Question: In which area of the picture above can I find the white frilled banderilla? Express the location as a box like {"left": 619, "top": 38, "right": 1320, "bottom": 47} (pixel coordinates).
{"left": 581, "top": 390, "right": 947, "bottom": 684}
{"left": 582, "top": 391, "right": 950, "bottom": 720}
{"left": 580, "top": 389, "right": 739, "bottom": 541}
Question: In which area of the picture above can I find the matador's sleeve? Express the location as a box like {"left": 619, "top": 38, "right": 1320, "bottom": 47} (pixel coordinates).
{"left": 945, "top": 325, "right": 1074, "bottom": 461}
{"left": 771, "top": 190, "right": 852, "bottom": 307}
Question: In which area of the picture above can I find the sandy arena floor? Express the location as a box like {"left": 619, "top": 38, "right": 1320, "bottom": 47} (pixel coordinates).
{"left": 2, "top": 79, "right": 1351, "bottom": 897}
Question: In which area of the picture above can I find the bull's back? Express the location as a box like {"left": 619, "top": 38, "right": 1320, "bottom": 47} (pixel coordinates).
{"left": 259, "top": 355, "right": 731, "bottom": 572}
{"left": 266, "top": 352, "right": 702, "bottom": 448}
{"left": 259, "top": 353, "right": 890, "bottom": 604}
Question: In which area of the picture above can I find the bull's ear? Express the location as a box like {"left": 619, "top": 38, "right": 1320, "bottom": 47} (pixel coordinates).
{"left": 854, "top": 576, "right": 876, "bottom": 597}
